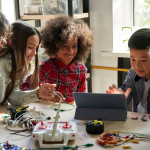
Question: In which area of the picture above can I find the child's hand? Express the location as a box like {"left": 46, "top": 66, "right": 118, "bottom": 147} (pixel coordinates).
{"left": 37, "top": 83, "right": 56, "bottom": 99}
{"left": 43, "top": 92, "right": 66, "bottom": 103}
{"left": 106, "top": 84, "right": 131, "bottom": 98}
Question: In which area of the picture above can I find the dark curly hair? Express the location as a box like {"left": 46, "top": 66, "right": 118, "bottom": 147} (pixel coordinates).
{"left": 40, "top": 15, "right": 93, "bottom": 63}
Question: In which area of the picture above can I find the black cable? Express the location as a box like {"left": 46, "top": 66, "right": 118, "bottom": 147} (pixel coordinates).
{"left": 10, "top": 132, "right": 32, "bottom": 137}
{"left": 6, "top": 125, "right": 32, "bottom": 137}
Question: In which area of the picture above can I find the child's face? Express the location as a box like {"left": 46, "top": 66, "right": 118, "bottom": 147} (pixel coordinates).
{"left": 130, "top": 49, "right": 150, "bottom": 80}
{"left": 0, "top": 36, "right": 7, "bottom": 50}
{"left": 26, "top": 35, "right": 40, "bottom": 64}
{"left": 58, "top": 37, "right": 78, "bottom": 65}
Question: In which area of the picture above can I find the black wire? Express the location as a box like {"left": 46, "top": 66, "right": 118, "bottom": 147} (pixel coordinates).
{"left": 10, "top": 132, "right": 32, "bottom": 137}
{"left": 6, "top": 124, "right": 30, "bottom": 132}
{"left": 6, "top": 125, "right": 32, "bottom": 137}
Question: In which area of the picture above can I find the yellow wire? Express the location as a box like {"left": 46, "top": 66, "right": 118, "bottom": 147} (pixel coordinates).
{"left": 91, "top": 66, "right": 129, "bottom": 72}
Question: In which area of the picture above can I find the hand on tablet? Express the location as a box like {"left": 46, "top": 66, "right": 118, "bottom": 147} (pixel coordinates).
{"left": 106, "top": 84, "right": 131, "bottom": 98}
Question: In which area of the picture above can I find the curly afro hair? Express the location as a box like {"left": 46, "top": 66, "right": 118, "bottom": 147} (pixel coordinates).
{"left": 40, "top": 15, "right": 93, "bottom": 63}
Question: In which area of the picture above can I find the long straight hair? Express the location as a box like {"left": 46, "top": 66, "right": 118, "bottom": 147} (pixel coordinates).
{"left": 0, "top": 21, "right": 41, "bottom": 105}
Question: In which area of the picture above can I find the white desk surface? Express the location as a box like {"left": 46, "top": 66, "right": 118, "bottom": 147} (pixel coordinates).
{"left": 0, "top": 102, "right": 150, "bottom": 150}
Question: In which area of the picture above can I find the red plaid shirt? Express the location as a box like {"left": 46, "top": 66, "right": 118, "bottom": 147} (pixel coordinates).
{"left": 21, "top": 56, "right": 87, "bottom": 103}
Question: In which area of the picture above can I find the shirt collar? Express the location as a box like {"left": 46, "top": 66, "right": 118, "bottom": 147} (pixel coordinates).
{"left": 134, "top": 74, "right": 142, "bottom": 82}
{"left": 54, "top": 56, "right": 76, "bottom": 70}
{"left": 131, "top": 68, "right": 142, "bottom": 82}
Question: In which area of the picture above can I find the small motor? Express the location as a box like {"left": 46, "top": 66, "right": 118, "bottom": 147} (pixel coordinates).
{"left": 86, "top": 120, "right": 104, "bottom": 134}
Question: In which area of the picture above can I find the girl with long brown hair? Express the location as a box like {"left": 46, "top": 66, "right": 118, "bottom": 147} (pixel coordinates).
{"left": 0, "top": 21, "right": 56, "bottom": 106}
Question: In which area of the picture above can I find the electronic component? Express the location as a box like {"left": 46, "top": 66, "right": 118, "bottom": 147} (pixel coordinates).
{"left": 131, "top": 116, "right": 138, "bottom": 120}
{"left": 7, "top": 106, "right": 28, "bottom": 120}
{"left": 86, "top": 120, "right": 104, "bottom": 134}
{"left": 141, "top": 114, "right": 147, "bottom": 121}
{"left": 32, "top": 91, "right": 77, "bottom": 148}
{"left": 0, "top": 141, "right": 20, "bottom": 150}
{"left": 32, "top": 121, "right": 77, "bottom": 148}
{"left": 5, "top": 107, "right": 46, "bottom": 131}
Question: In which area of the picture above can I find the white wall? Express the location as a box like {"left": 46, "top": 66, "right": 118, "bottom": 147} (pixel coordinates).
{"left": 1, "top": 0, "right": 16, "bottom": 23}
{"left": 113, "top": 0, "right": 133, "bottom": 52}
{"left": 89, "top": 0, "right": 113, "bottom": 52}
{"left": 90, "top": 0, "right": 117, "bottom": 93}
{"left": 90, "top": 0, "right": 133, "bottom": 93}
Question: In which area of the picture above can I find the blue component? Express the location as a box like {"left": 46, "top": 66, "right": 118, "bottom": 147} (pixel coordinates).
{"left": 3, "top": 144, "right": 20, "bottom": 150}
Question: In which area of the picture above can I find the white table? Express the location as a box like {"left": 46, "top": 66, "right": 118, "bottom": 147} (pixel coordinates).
{"left": 0, "top": 102, "right": 150, "bottom": 150}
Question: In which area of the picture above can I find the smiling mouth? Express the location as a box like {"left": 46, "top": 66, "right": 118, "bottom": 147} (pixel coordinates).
{"left": 65, "top": 55, "right": 72, "bottom": 58}
{"left": 27, "top": 56, "right": 33, "bottom": 61}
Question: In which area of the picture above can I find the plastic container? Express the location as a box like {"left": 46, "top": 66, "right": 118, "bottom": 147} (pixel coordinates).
{"left": 42, "top": 0, "right": 68, "bottom": 15}
{"left": 25, "top": 0, "right": 41, "bottom": 5}
{"left": 24, "top": 5, "right": 43, "bottom": 15}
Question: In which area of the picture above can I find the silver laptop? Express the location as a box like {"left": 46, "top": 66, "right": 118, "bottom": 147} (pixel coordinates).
{"left": 73, "top": 92, "right": 127, "bottom": 121}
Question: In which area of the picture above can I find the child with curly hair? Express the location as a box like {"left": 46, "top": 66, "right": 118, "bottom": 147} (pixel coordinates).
{"left": 21, "top": 15, "right": 93, "bottom": 104}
